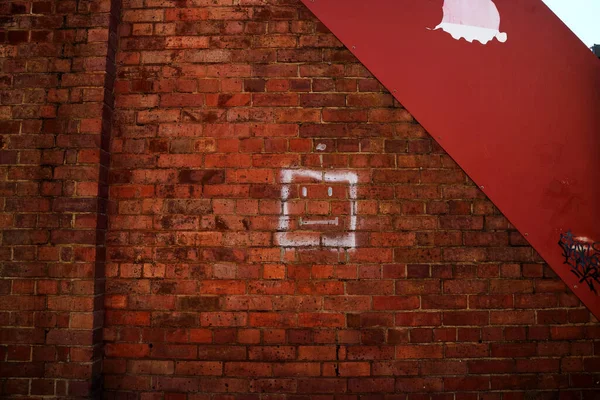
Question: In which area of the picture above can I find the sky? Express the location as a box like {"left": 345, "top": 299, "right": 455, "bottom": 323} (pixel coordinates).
{"left": 541, "top": 0, "right": 600, "bottom": 48}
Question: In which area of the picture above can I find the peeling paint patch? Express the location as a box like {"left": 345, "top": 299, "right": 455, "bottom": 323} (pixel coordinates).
{"left": 433, "top": 0, "right": 507, "bottom": 44}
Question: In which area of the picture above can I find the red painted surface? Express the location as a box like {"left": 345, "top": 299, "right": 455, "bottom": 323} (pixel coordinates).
{"left": 301, "top": 0, "right": 600, "bottom": 318}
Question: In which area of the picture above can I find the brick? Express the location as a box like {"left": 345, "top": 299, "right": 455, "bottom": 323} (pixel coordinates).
{"left": 396, "top": 280, "right": 441, "bottom": 295}
{"left": 395, "top": 344, "right": 443, "bottom": 359}
{"left": 396, "top": 312, "right": 441, "bottom": 327}
{"left": 395, "top": 377, "right": 443, "bottom": 392}
{"left": 272, "top": 362, "right": 320, "bottom": 377}
{"left": 469, "top": 295, "right": 513, "bottom": 309}
{"left": 298, "top": 346, "right": 337, "bottom": 361}
{"left": 445, "top": 343, "right": 489, "bottom": 358}
{"left": 468, "top": 359, "right": 515, "bottom": 374}
{"left": 444, "top": 376, "right": 490, "bottom": 391}
{"left": 224, "top": 362, "right": 272, "bottom": 377}
{"left": 489, "top": 280, "right": 533, "bottom": 294}
{"left": 421, "top": 360, "right": 467, "bottom": 375}
{"left": 151, "top": 344, "right": 197, "bottom": 360}
{"left": 105, "top": 344, "right": 150, "bottom": 358}
{"left": 443, "top": 311, "right": 489, "bottom": 326}
{"left": 175, "top": 361, "right": 223, "bottom": 376}
{"left": 160, "top": 93, "right": 205, "bottom": 107}
{"left": 249, "top": 346, "right": 296, "bottom": 361}
{"left": 371, "top": 360, "right": 418, "bottom": 375}
{"left": 372, "top": 296, "right": 420, "bottom": 310}
{"left": 129, "top": 360, "right": 174, "bottom": 375}
{"left": 491, "top": 343, "right": 536, "bottom": 358}
{"left": 490, "top": 310, "right": 535, "bottom": 325}
{"left": 348, "top": 377, "right": 395, "bottom": 392}
{"left": 421, "top": 295, "right": 467, "bottom": 310}
{"left": 443, "top": 280, "right": 488, "bottom": 294}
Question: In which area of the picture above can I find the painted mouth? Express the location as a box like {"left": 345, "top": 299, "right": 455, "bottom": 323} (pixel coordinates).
{"left": 299, "top": 217, "right": 339, "bottom": 226}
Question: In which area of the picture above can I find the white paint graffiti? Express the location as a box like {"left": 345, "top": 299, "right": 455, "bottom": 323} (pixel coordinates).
{"left": 276, "top": 169, "right": 358, "bottom": 248}
{"left": 433, "top": 0, "right": 508, "bottom": 44}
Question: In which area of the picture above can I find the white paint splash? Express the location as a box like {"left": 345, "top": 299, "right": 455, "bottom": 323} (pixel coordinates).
{"left": 433, "top": 0, "right": 507, "bottom": 44}
{"left": 316, "top": 143, "right": 327, "bottom": 151}
{"left": 277, "top": 169, "right": 358, "bottom": 249}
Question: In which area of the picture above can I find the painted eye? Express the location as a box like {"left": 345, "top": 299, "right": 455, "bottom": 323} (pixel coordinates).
{"left": 328, "top": 187, "right": 333, "bottom": 197}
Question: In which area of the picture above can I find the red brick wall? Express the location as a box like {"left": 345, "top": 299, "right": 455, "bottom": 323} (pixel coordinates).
{"left": 2, "top": 0, "right": 600, "bottom": 398}
{"left": 0, "top": 0, "right": 119, "bottom": 397}
{"left": 103, "top": 0, "right": 600, "bottom": 398}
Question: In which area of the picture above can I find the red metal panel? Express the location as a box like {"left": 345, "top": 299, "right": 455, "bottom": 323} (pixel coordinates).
{"left": 301, "top": 0, "right": 600, "bottom": 317}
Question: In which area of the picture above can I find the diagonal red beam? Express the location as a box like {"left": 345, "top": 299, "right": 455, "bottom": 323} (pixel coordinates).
{"left": 301, "top": 0, "right": 600, "bottom": 317}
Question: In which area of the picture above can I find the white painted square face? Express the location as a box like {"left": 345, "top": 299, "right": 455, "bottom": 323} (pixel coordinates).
{"left": 276, "top": 169, "right": 358, "bottom": 248}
